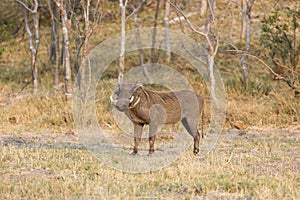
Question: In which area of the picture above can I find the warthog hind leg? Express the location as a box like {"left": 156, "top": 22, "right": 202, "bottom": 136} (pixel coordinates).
{"left": 148, "top": 104, "right": 166, "bottom": 154}
{"left": 149, "top": 135, "right": 156, "bottom": 154}
{"left": 148, "top": 121, "right": 160, "bottom": 154}
{"left": 181, "top": 117, "right": 200, "bottom": 155}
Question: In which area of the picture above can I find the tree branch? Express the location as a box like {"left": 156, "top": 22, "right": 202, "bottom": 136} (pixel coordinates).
{"left": 223, "top": 50, "right": 298, "bottom": 86}
{"left": 127, "top": 0, "right": 146, "bottom": 20}
{"left": 166, "top": 0, "right": 207, "bottom": 37}
{"left": 167, "top": 0, "right": 216, "bottom": 55}
{"left": 169, "top": 12, "right": 198, "bottom": 24}
{"left": 231, "top": 0, "right": 244, "bottom": 13}
{"left": 15, "top": 0, "right": 38, "bottom": 13}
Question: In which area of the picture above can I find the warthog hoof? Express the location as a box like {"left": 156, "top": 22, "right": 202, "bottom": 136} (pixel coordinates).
{"left": 148, "top": 149, "right": 155, "bottom": 155}
{"left": 193, "top": 148, "right": 199, "bottom": 155}
{"left": 131, "top": 150, "right": 138, "bottom": 155}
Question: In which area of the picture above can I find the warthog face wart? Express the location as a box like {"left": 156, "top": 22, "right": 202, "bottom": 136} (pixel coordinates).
{"left": 110, "top": 83, "right": 205, "bottom": 155}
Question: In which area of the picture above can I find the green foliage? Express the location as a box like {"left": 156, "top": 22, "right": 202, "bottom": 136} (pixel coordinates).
{"left": 0, "top": 23, "right": 13, "bottom": 41}
{"left": 225, "top": 75, "right": 274, "bottom": 96}
{"left": 0, "top": 1, "right": 22, "bottom": 43}
{"left": 260, "top": 8, "right": 300, "bottom": 70}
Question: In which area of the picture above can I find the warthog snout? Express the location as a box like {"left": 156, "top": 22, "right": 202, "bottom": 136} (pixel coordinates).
{"left": 110, "top": 94, "right": 135, "bottom": 111}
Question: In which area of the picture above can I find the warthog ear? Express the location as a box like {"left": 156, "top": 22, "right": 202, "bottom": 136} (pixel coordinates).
{"left": 132, "top": 83, "right": 142, "bottom": 92}
{"left": 110, "top": 95, "right": 114, "bottom": 102}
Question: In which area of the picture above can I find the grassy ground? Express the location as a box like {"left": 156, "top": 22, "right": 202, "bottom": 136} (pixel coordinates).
{"left": 0, "top": 128, "right": 299, "bottom": 199}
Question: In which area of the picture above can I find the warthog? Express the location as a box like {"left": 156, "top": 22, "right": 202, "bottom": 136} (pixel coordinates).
{"left": 110, "top": 83, "right": 204, "bottom": 155}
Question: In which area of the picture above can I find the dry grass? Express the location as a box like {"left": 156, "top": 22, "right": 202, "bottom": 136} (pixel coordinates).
{"left": 0, "top": 91, "right": 73, "bottom": 135}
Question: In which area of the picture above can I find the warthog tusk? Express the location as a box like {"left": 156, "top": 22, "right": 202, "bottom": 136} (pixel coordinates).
{"left": 129, "top": 96, "right": 140, "bottom": 109}
{"left": 110, "top": 95, "right": 114, "bottom": 102}
{"left": 135, "top": 97, "right": 140, "bottom": 105}
{"left": 129, "top": 95, "right": 134, "bottom": 103}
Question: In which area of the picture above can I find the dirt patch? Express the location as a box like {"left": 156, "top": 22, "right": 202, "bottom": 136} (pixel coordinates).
{"left": 0, "top": 132, "right": 82, "bottom": 149}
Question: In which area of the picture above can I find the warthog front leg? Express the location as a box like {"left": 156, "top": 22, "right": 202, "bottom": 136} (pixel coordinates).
{"left": 132, "top": 123, "right": 143, "bottom": 154}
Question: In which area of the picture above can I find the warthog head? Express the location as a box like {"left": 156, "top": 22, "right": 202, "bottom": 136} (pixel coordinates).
{"left": 110, "top": 83, "right": 140, "bottom": 112}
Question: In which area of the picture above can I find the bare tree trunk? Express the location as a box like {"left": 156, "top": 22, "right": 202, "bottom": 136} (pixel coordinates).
{"left": 240, "top": 0, "right": 254, "bottom": 89}
{"left": 71, "top": 13, "right": 83, "bottom": 77}
{"left": 55, "top": 0, "right": 72, "bottom": 100}
{"left": 132, "top": 2, "right": 152, "bottom": 82}
{"left": 81, "top": 0, "right": 98, "bottom": 92}
{"left": 73, "top": 36, "right": 82, "bottom": 76}
{"left": 240, "top": 14, "right": 250, "bottom": 89}
{"left": 232, "top": 0, "right": 254, "bottom": 89}
{"left": 164, "top": 0, "right": 171, "bottom": 63}
{"left": 61, "top": 34, "right": 65, "bottom": 66}
{"left": 62, "top": 10, "right": 72, "bottom": 100}
{"left": 207, "top": 0, "right": 216, "bottom": 41}
{"left": 186, "top": 0, "right": 190, "bottom": 12}
{"left": 208, "top": 53, "right": 217, "bottom": 103}
{"left": 49, "top": 0, "right": 56, "bottom": 61}
{"left": 67, "top": 0, "right": 101, "bottom": 125}
{"left": 118, "top": 0, "right": 128, "bottom": 84}
{"left": 199, "top": 0, "right": 207, "bottom": 16}
{"left": 48, "top": 0, "right": 60, "bottom": 87}
{"left": 207, "top": 0, "right": 217, "bottom": 105}
{"left": 151, "top": 0, "right": 160, "bottom": 66}
{"left": 31, "top": 52, "right": 39, "bottom": 94}
{"left": 229, "top": 8, "right": 234, "bottom": 41}
{"left": 32, "top": 9, "right": 39, "bottom": 94}
{"left": 168, "top": 0, "right": 219, "bottom": 105}
{"left": 240, "top": 0, "right": 246, "bottom": 41}
{"left": 17, "top": 0, "right": 40, "bottom": 94}
{"left": 54, "top": 29, "right": 60, "bottom": 87}
{"left": 70, "top": 0, "right": 100, "bottom": 85}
